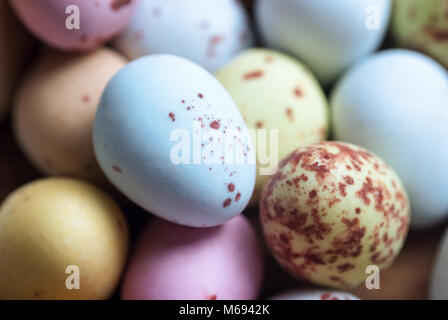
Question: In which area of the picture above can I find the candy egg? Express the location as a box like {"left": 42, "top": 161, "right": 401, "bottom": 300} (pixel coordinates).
{"left": 9, "top": 0, "right": 138, "bottom": 51}
{"left": 93, "top": 54, "right": 255, "bottom": 227}
{"left": 0, "top": 0, "right": 34, "bottom": 120}
{"left": 0, "top": 177, "right": 129, "bottom": 300}
{"left": 430, "top": 228, "right": 448, "bottom": 299}
{"left": 391, "top": 0, "right": 448, "bottom": 69}
{"left": 114, "top": 0, "right": 253, "bottom": 71}
{"left": 13, "top": 48, "right": 127, "bottom": 184}
{"left": 215, "top": 48, "right": 329, "bottom": 206}
{"left": 260, "top": 142, "right": 410, "bottom": 289}
{"left": 331, "top": 49, "right": 448, "bottom": 228}
{"left": 122, "top": 215, "right": 264, "bottom": 300}
{"left": 271, "top": 289, "right": 360, "bottom": 300}
{"left": 255, "top": 0, "right": 392, "bottom": 85}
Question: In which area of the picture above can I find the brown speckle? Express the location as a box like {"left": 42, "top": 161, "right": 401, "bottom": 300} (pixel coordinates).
{"left": 243, "top": 70, "right": 264, "bottom": 80}
{"left": 111, "top": 0, "right": 132, "bottom": 10}
{"left": 223, "top": 198, "right": 232, "bottom": 208}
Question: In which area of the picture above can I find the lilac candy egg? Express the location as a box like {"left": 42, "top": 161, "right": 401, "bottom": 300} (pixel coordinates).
{"left": 121, "top": 215, "right": 264, "bottom": 300}
{"left": 9, "top": 0, "right": 138, "bottom": 51}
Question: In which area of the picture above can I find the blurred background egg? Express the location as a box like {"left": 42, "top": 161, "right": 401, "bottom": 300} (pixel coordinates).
{"left": 215, "top": 48, "right": 329, "bottom": 206}
{"left": 261, "top": 142, "right": 410, "bottom": 289}
{"left": 255, "top": 0, "right": 392, "bottom": 85}
{"left": 0, "top": 0, "right": 35, "bottom": 120}
{"left": 9, "top": 0, "right": 138, "bottom": 51}
{"left": 271, "top": 289, "right": 359, "bottom": 300}
{"left": 0, "top": 178, "right": 129, "bottom": 300}
{"left": 430, "top": 227, "right": 448, "bottom": 299}
{"left": 13, "top": 48, "right": 127, "bottom": 185}
{"left": 94, "top": 54, "right": 256, "bottom": 228}
{"left": 114, "top": 0, "right": 253, "bottom": 71}
{"left": 391, "top": 0, "right": 448, "bottom": 69}
{"left": 121, "top": 215, "right": 264, "bottom": 300}
{"left": 331, "top": 49, "right": 448, "bottom": 229}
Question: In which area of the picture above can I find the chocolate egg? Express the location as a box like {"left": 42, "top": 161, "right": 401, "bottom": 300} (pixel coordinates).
{"left": 260, "top": 142, "right": 410, "bottom": 288}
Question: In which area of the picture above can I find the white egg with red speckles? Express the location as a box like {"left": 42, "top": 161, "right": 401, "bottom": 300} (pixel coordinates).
{"left": 260, "top": 142, "right": 410, "bottom": 289}
{"left": 113, "top": 0, "right": 253, "bottom": 71}
{"left": 93, "top": 54, "right": 255, "bottom": 227}
{"left": 271, "top": 289, "right": 360, "bottom": 300}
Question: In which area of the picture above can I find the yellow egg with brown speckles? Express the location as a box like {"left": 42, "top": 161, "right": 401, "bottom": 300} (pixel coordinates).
{"left": 0, "top": 177, "right": 129, "bottom": 300}
{"left": 260, "top": 142, "right": 410, "bottom": 289}
{"left": 215, "top": 49, "right": 329, "bottom": 206}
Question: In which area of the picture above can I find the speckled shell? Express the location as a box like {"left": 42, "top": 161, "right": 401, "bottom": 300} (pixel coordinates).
{"left": 331, "top": 50, "right": 448, "bottom": 229}
{"left": 121, "top": 216, "right": 264, "bottom": 300}
{"left": 215, "top": 48, "right": 329, "bottom": 206}
{"left": 271, "top": 289, "right": 360, "bottom": 300}
{"left": 260, "top": 142, "right": 410, "bottom": 289}
{"left": 9, "top": 0, "right": 138, "bottom": 51}
{"left": 391, "top": 0, "right": 448, "bottom": 69}
{"left": 255, "top": 0, "right": 392, "bottom": 85}
{"left": 113, "top": 0, "right": 253, "bottom": 71}
{"left": 93, "top": 54, "right": 256, "bottom": 228}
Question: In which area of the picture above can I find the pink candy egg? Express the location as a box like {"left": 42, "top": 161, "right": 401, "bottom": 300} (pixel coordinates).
{"left": 121, "top": 215, "right": 264, "bottom": 300}
{"left": 9, "top": 0, "right": 138, "bottom": 51}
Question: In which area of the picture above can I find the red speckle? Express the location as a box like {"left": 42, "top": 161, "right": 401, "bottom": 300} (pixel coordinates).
{"left": 243, "top": 70, "right": 264, "bottom": 80}
{"left": 321, "top": 293, "right": 331, "bottom": 300}
{"left": 207, "top": 35, "right": 224, "bottom": 57}
{"left": 256, "top": 121, "right": 264, "bottom": 128}
{"left": 181, "top": 100, "right": 185, "bottom": 104}
{"left": 169, "top": 112, "right": 176, "bottom": 122}
{"left": 112, "top": 165, "right": 122, "bottom": 173}
{"left": 198, "top": 93, "right": 204, "bottom": 99}
{"left": 223, "top": 198, "right": 232, "bottom": 208}
{"left": 235, "top": 193, "right": 241, "bottom": 202}
{"left": 228, "top": 183, "right": 235, "bottom": 192}
{"left": 286, "top": 108, "right": 294, "bottom": 122}
{"left": 339, "top": 183, "right": 347, "bottom": 197}
{"left": 337, "top": 262, "right": 355, "bottom": 273}
{"left": 294, "top": 86, "right": 304, "bottom": 98}
{"left": 355, "top": 208, "right": 361, "bottom": 214}
{"left": 309, "top": 190, "right": 317, "bottom": 198}
{"left": 81, "top": 95, "right": 90, "bottom": 103}
{"left": 425, "top": 28, "right": 448, "bottom": 41}
{"left": 111, "top": 0, "right": 132, "bottom": 10}
{"left": 207, "top": 294, "right": 217, "bottom": 300}
{"left": 210, "top": 121, "right": 221, "bottom": 129}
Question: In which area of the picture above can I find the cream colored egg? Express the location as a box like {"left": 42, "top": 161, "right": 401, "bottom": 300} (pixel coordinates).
{"left": 260, "top": 142, "right": 410, "bottom": 288}
{"left": 13, "top": 48, "right": 127, "bottom": 184}
{"left": 0, "top": 1, "right": 34, "bottom": 120}
{"left": 392, "top": 0, "right": 448, "bottom": 69}
{"left": 0, "top": 177, "right": 129, "bottom": 300}
{"left": 215, "top": 49, "right": 329, "bottom": 206}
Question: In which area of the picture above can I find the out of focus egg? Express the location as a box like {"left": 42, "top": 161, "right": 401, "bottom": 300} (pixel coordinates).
{"left": 93, "top": 54, "right": 256, "bottom": 227}
{"left": 331, "top": 49, "right": 448, "bottom": 228}
{"left": 271, "top": 289, "right": 359, "bottom": 300}
{"left": 9, "top": 0, "right": 138, "bottom": 51}
{"left": 0, "top": 177, "right": 129, "bottom": 300}
{"left": 13, "top": 48, "right": 127, "bottom": 184}
{"left": 391, "top": 0, "right": 448, "bottom": 69}
{"left": 121, "top": 215, "right": 264, "bottom": 300}
{"left": 114, "top": 0, "right": 253, "bottom": 71}
{"left": 0, "top": 0, "right": 34, "bottom": 120}
{"left": 255, "top": 0, "right": 392, "bottom": 85}
{"left": 260, "top": 142, "right": 410, "bottom": 288}
{"left": 215, "top": 48, "right": 329, "bottom": 206}
{"left": 430, "top": 227, "right": 448, "bottom": 299}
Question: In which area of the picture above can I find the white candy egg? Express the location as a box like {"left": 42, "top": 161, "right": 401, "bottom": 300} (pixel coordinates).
{"left": 114, "top": 0, "right": 253, "bottom": 72}
{"left": 93, "top": 54, "right": 256, "bottom": 227}
{"left": 255, "top": 0, "right": 391, "bottom": 85}
{"left": 331, "top": 49, "right": 448, "bottom": 228}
